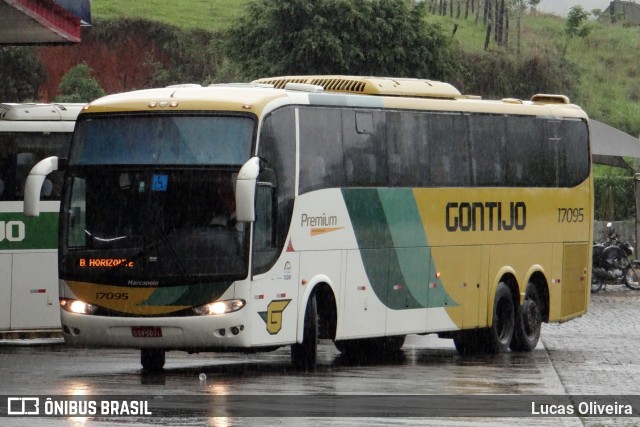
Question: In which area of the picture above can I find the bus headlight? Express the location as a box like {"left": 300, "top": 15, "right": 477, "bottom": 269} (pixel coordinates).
{"left": 60, "top": 298, "right": 98, "bottom": 315}
{"left": 193, "top": 299, "right": 245, "bottom": 316}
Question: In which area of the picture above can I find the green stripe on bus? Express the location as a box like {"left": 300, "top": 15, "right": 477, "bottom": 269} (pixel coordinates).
{"left": 0, "top": 212, "right": 58, "bottom": 250}
{"left": 378, "top": 189, "right": 455, "bottom": 309}
{"left": 342, "top": 188, "right": 455, "bottom": 310}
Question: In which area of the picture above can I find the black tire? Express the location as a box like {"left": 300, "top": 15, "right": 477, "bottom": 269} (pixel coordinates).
{"left": 141, "top": 349, "right": 165, "bottom": 371}
{"left": 453, "top": 329, "right": 484, "bottom": 355}
{"left": 291, "top": 293, "right": 318, "bottom": 370}
{"left": 591, "top": 274, "right": 603, "bottom": 293}
{"left": 382, "top": 335, "right": 406, "bottom": 352}
{"left": 485, "top": 282, "right": 515, "bottom": 353}
{"left": 335, "top": 335, "right": 405, "bottom": 355}
{"left": 510, "top": 282, "right": 542, "bottom": 352}
{"left": 624, "top": 263, "right": 640, "bottom": 290}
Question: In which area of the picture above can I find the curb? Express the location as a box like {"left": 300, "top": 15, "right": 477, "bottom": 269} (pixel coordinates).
{"left": 0, "top": 329, "right": 63, "bottom": 341}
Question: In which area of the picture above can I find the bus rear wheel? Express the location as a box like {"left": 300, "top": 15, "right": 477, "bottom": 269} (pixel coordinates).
{"left": 485, "top": 282, "right": 515, "bottom": 353}
{"left": 141, "top": 349, "right": 165, "bottom": 371}
{"left": 291, "top": 293, "right": 318, "bottom": 370}
{"left": 510, "top": 282, "right": 542, "bottom": 352}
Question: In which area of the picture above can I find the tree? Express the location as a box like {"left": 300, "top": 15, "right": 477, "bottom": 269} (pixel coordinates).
{"left": 55, "top": 63, "right": 105, "bottom": 103}
{"left": 527, "top": 0, "right": 540, "bottom": 10}
{"left": 563, "top": 5, "right": 591, "bottom": 57}
{"left": 225, "top": 0, "right": 460, "bottom": 81}
{"left": 0, "top": 47, "right": 46, "bottom": 102}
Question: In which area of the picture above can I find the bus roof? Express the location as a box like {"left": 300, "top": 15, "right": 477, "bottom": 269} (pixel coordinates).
{"left": 80, "top": 76, "right": 586, "bottom": 119}
{"left": 0, "top": 103, "right": 84, "bottom": 121}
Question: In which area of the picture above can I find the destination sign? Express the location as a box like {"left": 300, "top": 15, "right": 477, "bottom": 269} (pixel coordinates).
{"left": 79, "top": 258, "right": 135, "bottom": 268}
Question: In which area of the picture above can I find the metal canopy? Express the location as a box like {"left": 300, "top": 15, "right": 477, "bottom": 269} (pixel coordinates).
{"left": 590, "top": 119, "right": 640, "bottom": 169}
{"left": 0, "top": 0, "right": 91, "bottom": 45}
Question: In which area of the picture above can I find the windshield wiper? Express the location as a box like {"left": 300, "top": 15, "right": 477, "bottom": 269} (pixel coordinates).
{"left": 97, "top": 215, "right": 189, "bottom": 280}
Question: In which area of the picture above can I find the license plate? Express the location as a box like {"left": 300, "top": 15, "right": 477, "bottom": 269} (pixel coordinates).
{"left": 131, "top": 326, "right": 162, "bottom": 338}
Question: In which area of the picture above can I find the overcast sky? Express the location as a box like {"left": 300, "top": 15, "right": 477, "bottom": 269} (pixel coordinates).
{"left": 537, "top": 0, "right": 615, "bottom": 16}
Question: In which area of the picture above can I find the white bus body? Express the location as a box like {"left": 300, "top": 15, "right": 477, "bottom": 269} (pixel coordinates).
{"left": 0, "top": 103, "right": 82, "bottom": 332}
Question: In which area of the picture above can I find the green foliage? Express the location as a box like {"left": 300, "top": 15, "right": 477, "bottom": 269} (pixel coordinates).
{"left": 55, "top": 63, "right": 106, "bottom": 103}
{"left": 456, "top": 50, "right": 576, "bottom": 98}
{"left": 594, "top": 175, "right": 635, "bottom": 221}
{"left": 563, "top": 6, "right": 591, "bottom": 56}
{"left": 0, "top": 47, "right": 46, "bottom": 102}
{"left": 224, "top": 0, "right": 460, "bottom": 80}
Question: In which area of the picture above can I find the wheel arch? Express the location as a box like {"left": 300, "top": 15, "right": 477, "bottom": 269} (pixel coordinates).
{"left": 526, "top": 269, "right": 550, "bottom": 323}
{"left": 296, "top": 275, "right": 338, "bottom": 343}
{"left": 487, "top": 268, "right": 519, "bottom": 327}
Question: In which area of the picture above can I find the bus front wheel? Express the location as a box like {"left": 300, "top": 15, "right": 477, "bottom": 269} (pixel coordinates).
{"left": 291, "top": 293, "right": 318, "bottom": 370}
{"left": 453, "top": 329, "right": 484, "bottom": 355}
{"left": 141, "top": 348, "right": 165, "bottom": 371}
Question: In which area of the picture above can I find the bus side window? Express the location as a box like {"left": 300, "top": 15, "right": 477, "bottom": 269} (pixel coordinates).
{"left": 0, "top": 159, "right": 7, "bottom": 200}
{"left": 252, "top": 182, "right": 277, "bottom": 273}
{"left": 15, "top": 152, "right": 37, "bottom": 199}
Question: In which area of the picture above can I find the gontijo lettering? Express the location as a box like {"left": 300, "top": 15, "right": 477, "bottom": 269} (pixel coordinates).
{"left": 446, "top": 201, "right": 526, "bottom": 232}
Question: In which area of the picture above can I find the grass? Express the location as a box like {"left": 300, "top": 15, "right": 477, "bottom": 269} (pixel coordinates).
{"left": 90, "top": 0, "right": 250, "bottom": 30}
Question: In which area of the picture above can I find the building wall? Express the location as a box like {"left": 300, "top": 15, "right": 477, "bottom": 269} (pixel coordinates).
{"left": 604, "top": 1, "right": 640, "bottom": 25}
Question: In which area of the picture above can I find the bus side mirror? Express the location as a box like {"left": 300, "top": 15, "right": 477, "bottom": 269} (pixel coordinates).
{"left": 235, "top": 157, "right": 260, "bottom": 222}
{"left": 24, "top": 156, "right": 60, "bottom": 217}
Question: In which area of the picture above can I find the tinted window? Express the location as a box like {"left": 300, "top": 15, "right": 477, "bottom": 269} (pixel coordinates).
{"left": 0, "top": 132, "right": 69, "bottom": 201}
{"left": 343, "top": 110, "right": 387, "bottom": 187}
{"left": 71, "top": 114, "right": 254, "bottom": 166}
{"left": 427, "top": 113, "right": 470, "bottom": 186}
{"left": 295, "top": 106, "right": 589, "bottom": 192}
{"left": 299, "top": 108, "right": 344, "bottom": 193}
{"left": 506, "top": 116, "right": 551, "bottom": 186}
{"left": 469, "top": 114, "right": 507, "bottom": 186}
{"left": 388, "top": 111, "right": 471, "bottom": 187}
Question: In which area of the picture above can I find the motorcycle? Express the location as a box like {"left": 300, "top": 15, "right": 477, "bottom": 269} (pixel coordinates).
{"left": 591, "top": 222, "right": 640, "bottom": 293}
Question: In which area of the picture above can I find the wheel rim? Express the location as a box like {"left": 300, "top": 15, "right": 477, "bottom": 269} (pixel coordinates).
{"left": 591, "top": 278, "right": 603, "bottom": 292}
{"left": 521, "top": 297, "right": 540, "bottom": 337}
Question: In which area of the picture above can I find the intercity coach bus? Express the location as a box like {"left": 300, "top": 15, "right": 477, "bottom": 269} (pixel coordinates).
{"left": 23, "top": 76, "right": 592, "bottom": 370}
{"left": 0, "top": 103, "right": 82, "bottom": 332}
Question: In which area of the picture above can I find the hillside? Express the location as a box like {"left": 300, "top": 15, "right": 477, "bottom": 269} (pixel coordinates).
{"left": 429, "top": 10, "right": 640, "bottom": 137}
{"left": 59, "top": 1, "right": 640, "bottom": 137}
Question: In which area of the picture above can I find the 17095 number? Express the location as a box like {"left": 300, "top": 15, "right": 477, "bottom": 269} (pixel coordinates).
{"left": 558, "top": 207, "right": 584, "bottom": 223}
{"left": 96, "top": 292, "right": 129, "bottom": 300}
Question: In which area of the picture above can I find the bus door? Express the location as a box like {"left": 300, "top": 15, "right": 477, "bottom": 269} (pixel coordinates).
{"left": 250, "top": 182, "right": 299, "bottom": 346}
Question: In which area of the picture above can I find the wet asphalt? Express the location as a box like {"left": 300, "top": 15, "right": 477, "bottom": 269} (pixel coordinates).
{"left": 0, "top": 286, "right": 638, "bottom": 426}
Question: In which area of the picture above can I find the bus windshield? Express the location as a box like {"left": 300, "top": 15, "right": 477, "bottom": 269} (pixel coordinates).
{"left": 62, "top": 114, "right": 255, "bottom": 284}
{"left": 70, "top": 114, "right": 254, "bottom": 166}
